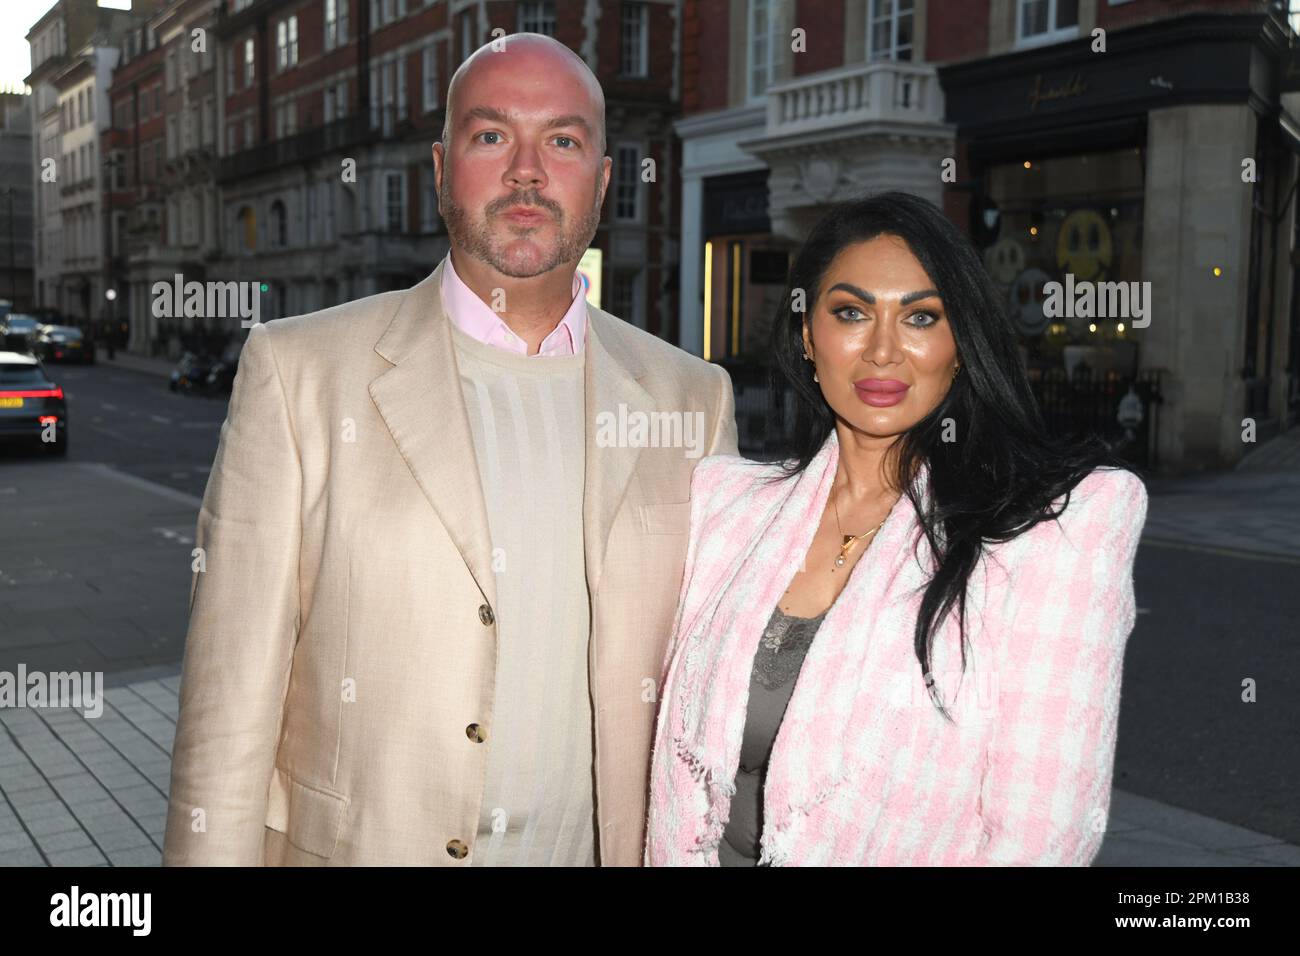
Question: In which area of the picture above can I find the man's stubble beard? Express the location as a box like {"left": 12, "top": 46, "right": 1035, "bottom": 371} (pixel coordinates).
{"left": 439, "top": 157, "right": 604, "bottom": 279}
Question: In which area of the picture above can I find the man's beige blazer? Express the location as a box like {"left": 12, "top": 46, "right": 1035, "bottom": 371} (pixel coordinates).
{"left": 162, "top": 257, "right": 738, "bottom": 866}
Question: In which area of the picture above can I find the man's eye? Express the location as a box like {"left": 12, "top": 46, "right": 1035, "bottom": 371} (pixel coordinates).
{"left": 478, "top": 131, "right": 502, "bottom": 144}
{"left": 555, "top": 136, "right": 576, "bottom": 148}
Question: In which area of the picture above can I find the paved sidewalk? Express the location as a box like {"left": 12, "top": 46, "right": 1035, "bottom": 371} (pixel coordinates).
{"left": 1, "top": 660, "right": 1296, "bottom": 867}
{"left": 1140, "top": 424, "right": 1300, "bottom": 562}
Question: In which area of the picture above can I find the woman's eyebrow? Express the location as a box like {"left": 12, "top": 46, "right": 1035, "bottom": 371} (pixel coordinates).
{"left": 827, "top": 282, "right": 942, "bottom": 306}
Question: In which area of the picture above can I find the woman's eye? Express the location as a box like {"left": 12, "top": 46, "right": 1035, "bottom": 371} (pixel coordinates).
{"left": 832, "top": 305, "right": 864, "bottom": 322}
{"left": 907, "top": 311, "right": 940, "bottom": 328}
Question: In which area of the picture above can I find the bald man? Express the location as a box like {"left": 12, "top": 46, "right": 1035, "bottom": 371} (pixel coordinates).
{"left": 162, "top": 33, "right": 738, "bottom": 867}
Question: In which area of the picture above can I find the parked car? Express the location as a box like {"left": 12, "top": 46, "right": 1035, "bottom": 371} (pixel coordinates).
{"left": 0, "top": 351, "right": 68, "bottom": 455}
{"left": 169, "top": 351, "right": 216, "bottom": 393}
{"left": 200, "top": 339, "right": 244, "bottom": 395}
{"left": 1, "top": 314, "right": 40, "bottom": 353}
{"left": 34, "top": 325, "right": 95, "bottom": 364}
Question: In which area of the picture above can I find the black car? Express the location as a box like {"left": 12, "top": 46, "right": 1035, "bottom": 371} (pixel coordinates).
{"left": 1, "top": 315, "right": 40, "bottom": 353}
{"left": 170, "top": 351, "right": 216, "bottom": 393}
{"left": 0, "top": 351, "right": 68, "bottom": 455}
{"left": 201, "top": 340, "right": 244, "bottom": 395}
{"left": 34, "top": 324, "right": 95, "bottom": 364}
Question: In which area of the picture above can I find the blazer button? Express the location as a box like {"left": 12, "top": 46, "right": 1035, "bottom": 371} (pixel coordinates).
{"left": 446, "top": 839, "right": 469, "bottom": 860}
{"left": 466, "top": 723, "right": 486, "bottom": 743}
{"left": 478, "top": 604, "right": 494, "bottom": 626}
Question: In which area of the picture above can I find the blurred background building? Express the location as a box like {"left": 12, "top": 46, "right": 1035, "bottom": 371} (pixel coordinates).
{"left": 0, "top": 90, "right": 35, "bottom": 312}
{"left": 17, "top": 0, "right": 1300, "bottom": 473}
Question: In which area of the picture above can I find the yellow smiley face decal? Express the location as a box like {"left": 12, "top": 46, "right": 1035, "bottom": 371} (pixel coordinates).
{"left": 1056, "top": 208, "right": 1113, "bottom": 282}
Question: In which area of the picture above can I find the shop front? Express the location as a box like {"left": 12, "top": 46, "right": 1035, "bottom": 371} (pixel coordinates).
{"left": 940, "top": 12, "right": 1300, "bottom": 472}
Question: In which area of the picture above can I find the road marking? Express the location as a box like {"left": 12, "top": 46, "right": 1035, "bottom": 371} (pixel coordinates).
{"left": 153, "top": 526, "right": 194, "bottom": 545}
{"left": 150, "top": 415, "right": 172, "bottom": 425}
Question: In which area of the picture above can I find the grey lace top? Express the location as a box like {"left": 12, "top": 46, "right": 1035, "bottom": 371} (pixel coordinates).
{"left": 718, "top": 604, "right": 827, "bottom": 867}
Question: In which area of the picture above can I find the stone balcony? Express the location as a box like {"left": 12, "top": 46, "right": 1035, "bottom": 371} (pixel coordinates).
{"left": 735, "top": 60, "right": 956, "bottom": 239}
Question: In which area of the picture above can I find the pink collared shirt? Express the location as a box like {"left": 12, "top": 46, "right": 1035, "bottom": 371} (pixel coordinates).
{"left": 440, "top": 252, "right": 587, "bottom": 357}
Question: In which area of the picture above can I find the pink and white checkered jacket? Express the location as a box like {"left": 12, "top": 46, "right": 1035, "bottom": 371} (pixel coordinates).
{"left": 645, "top": 428, "right": 1148, "bottom": 866}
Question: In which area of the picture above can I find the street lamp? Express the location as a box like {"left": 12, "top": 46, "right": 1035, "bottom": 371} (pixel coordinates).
{"left": 104, "top": 286, "right": 117, "bottom": 358}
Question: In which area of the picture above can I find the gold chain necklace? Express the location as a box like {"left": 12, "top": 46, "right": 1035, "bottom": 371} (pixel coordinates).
{"left": 831, "top": 487, "right": 887, "bottom": 571}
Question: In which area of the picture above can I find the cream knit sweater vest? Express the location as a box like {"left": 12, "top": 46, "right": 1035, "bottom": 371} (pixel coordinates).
{"left": 448, "top": 318, "right": 596, "bottom": 866}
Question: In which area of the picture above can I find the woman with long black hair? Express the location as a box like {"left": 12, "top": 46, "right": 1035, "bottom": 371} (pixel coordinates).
{"left": 646, "top": 190, "right": 1148, "bottom": 866}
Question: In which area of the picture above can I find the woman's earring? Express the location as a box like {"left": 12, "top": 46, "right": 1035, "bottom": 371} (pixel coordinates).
{"left": 803, "top": 349, "right": 819, "bottom": 382}
{"left": 805, "top": 352, "right": 818, "bottom": 382}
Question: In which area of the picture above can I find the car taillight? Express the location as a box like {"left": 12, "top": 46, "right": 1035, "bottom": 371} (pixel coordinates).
{"left": 0, "top": 388, "right": 63, "bottom": 399}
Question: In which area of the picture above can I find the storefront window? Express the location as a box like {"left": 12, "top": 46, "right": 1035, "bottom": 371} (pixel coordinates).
{"left": 979, "top": 145, "right": 1144, "bottom": 377}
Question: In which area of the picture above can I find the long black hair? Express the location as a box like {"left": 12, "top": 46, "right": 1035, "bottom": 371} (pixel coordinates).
{"left": 766, "top": 190, "right": 1140, "bottom": 722}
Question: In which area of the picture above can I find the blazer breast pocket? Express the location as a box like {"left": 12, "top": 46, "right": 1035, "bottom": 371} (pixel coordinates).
{"left": 638, "top": 500, "right": 691, "bottom": 535}
{"left": 265, "top": 765, "right": 349, "bottom": 860}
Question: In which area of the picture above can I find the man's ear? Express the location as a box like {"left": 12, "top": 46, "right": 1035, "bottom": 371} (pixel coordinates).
{"left": 431, "top": 141, "right": 443, "bottom": 193}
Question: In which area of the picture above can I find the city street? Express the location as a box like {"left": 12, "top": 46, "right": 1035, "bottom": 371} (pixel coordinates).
{"left": 0, "top": 358, "right": 223, "bottom": 677}
{"left": 1, "top": 356, "right": 1298, "bottom": 865}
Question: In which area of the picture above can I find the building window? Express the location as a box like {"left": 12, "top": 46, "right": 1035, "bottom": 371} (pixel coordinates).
{"left": 277, "top": 17, "right": 299, "bottom": 71}
{"left": 384, "top": 171, "right": 406, "bottom": 233}
{"left": 611, "top": 267, "right": 643, "bottom": 328}
{"left": 461, "top": 14, "right": 473, "bottom": 60}
{"left": 422, "top": 44, "right": 438, "bottom": 112}
{"left": 747, "top": 0, "right": 786, "bottom": 103}
{"left": 1016, "top": 0, "right": 1080, "bottom": 48}
{"left": 325, "top": 0, "right": 350, "bottom": 50}
{"left": 244, "top": 38, "right": 255, "bottom": 86}
{"left": 270, "top": 199, "right": 287, "bottom": 247}
{"left": 614, "top": 145, "right": 641, "bottom": 222}
{"left": 239, "top": 206, "right": 256, "bottom": 250}
{"left": 244, "top": 116, "right": 254, "bottom": 148}
{"left": 867, "top": 0, "right": 913, "bottom": 61}
{"left": 620, "top": 2, "right": 648, "bottom": 78}
{"left": 518, "top": 1, "right": 556, "bottom": 36}
{"left": 165, "top": 49, "right": 176, "bottom": 91}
